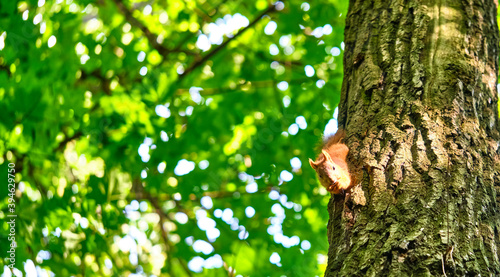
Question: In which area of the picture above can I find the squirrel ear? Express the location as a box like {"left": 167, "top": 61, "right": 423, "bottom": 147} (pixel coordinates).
{"left": 309, "top": 158, "right": 318, "bottom": 169}
{"left": 321, "top": 150, "right": 333, "bottom": 163}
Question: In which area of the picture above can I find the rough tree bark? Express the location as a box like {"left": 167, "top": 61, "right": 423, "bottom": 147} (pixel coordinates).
{"left": 327, "top": 0, "right": 500, "bottom": 276}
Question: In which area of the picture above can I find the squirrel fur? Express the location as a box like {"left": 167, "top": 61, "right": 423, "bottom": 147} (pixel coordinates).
{"left": 309, "top": 130, "right": 352, "bottom": 194}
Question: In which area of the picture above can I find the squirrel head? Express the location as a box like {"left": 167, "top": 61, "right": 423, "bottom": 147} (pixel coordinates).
{"left": 309, "top": 150, "right": 349, "bottom": 193}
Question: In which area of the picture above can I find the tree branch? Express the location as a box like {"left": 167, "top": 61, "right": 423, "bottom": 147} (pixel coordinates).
{"left": 178, "top": 4, "right": 277, "bottom": 81}
{"left": 0, "top": 63, "right": 11, "bottom": 77}
{"left": 139, "top": 186, "right": 193, "bottom": 277}
{"left": 111, "top": 0, "right": 194, "bottom": 57}
{"left": 169, "top": 0, "right": 230, "bottom": 54}
{"left": 254, "top": 51, "right": 303, "bottom": 67}
{"left": 176, "top": 77, "right": 328, "bottom": 96}
{"left": 134, "top": 187, "right": 273, "bottom": 204}
{"left": 56, "top": 131, "right": 84, "bottom": 152}
{"left": 79, "top": 70, "right": 111, "bottom": 95}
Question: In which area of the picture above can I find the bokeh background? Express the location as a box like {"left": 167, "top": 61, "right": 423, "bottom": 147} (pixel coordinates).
{"left": 0, "top": 0, "right": 348, "bottom": 276}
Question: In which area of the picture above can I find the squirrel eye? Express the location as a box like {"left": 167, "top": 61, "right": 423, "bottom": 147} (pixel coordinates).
{"left": 332, "top": 166, "right": 336, "bottom": 170}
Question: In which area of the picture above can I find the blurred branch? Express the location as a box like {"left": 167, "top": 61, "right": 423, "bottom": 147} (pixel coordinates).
{"left": 134, "top": 187, "right": 273, "bottom": 203}
{"left": 237, "top": 43, "right": 304, "bottom": 68}
{"left": 169, "top": 0, "right": 229, "bottom": 53}
{"left": 16, "top": 92, "right": 43, "bottom": 125}
{"left": 78, "top": 62, "right": 146, "bottom": 93}
{"left": 79, "top": 70, "right": 111, "bottom": 95}
{"left": 4, "top": 127, "right": 82, "bottom": 181}
{"left": 254, "top": 51, "right": 304, "bottom": 67}
{"left": 176, "top": 78, "right": 316, "bottom": 96}
{"left": 147, "top": 193, "right": 172, "bottom": 252}
{"left": 0, "top": 63, "right": 11, "bottom": 77}
{"left": 172, "top": 33, "right": 196, "bottom": 54}
{"left": 198, "top": 0, "right": 228, "bottom": 18}
{"left": 56, "top": 131, "right": 84, "bottom": 152}
{"left": 191, "top": 6, "right": 213, "bottom": 23}
{"left": 111, "top": 0, "right": 195, "bottom": 57}
{"left": 178, "top": 4, "right": 278, "bottom": 81}
{"left": 136, "top": 182, "right": 193, "bottom": 277}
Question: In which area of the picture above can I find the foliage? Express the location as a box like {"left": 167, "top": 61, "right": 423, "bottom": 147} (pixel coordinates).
{"left": 0, "top": 0, "right": 347, "bottom": 275}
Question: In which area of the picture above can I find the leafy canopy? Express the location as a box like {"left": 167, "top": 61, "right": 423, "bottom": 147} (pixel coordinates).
{"left": 0, "top": 0, "right": 347, "bottom": 275}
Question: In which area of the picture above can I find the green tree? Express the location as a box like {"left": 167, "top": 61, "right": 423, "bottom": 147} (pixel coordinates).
{"left": 327, "top": 0, "right": 500, "bottom": 275}
{"left": 0, "top": 0, "right": 348, "bottom": 276}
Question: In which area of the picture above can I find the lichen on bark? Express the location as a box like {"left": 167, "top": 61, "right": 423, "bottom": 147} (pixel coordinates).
{"left": 327, "top": 0, "right": 500, "bottom": 276}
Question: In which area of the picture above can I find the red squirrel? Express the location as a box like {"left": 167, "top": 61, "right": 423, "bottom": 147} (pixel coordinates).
{"left": 309, "top": 130, "right": 352, "bottom": 194}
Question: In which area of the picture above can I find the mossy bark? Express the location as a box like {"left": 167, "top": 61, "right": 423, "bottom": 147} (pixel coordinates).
{"left": 327, "top": 0, "right": 500, "bottom": 276}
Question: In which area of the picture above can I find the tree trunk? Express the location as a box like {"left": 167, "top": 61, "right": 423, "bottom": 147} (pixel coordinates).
{"left": 327, "top": 0, "right": 500, "bottom": 276}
